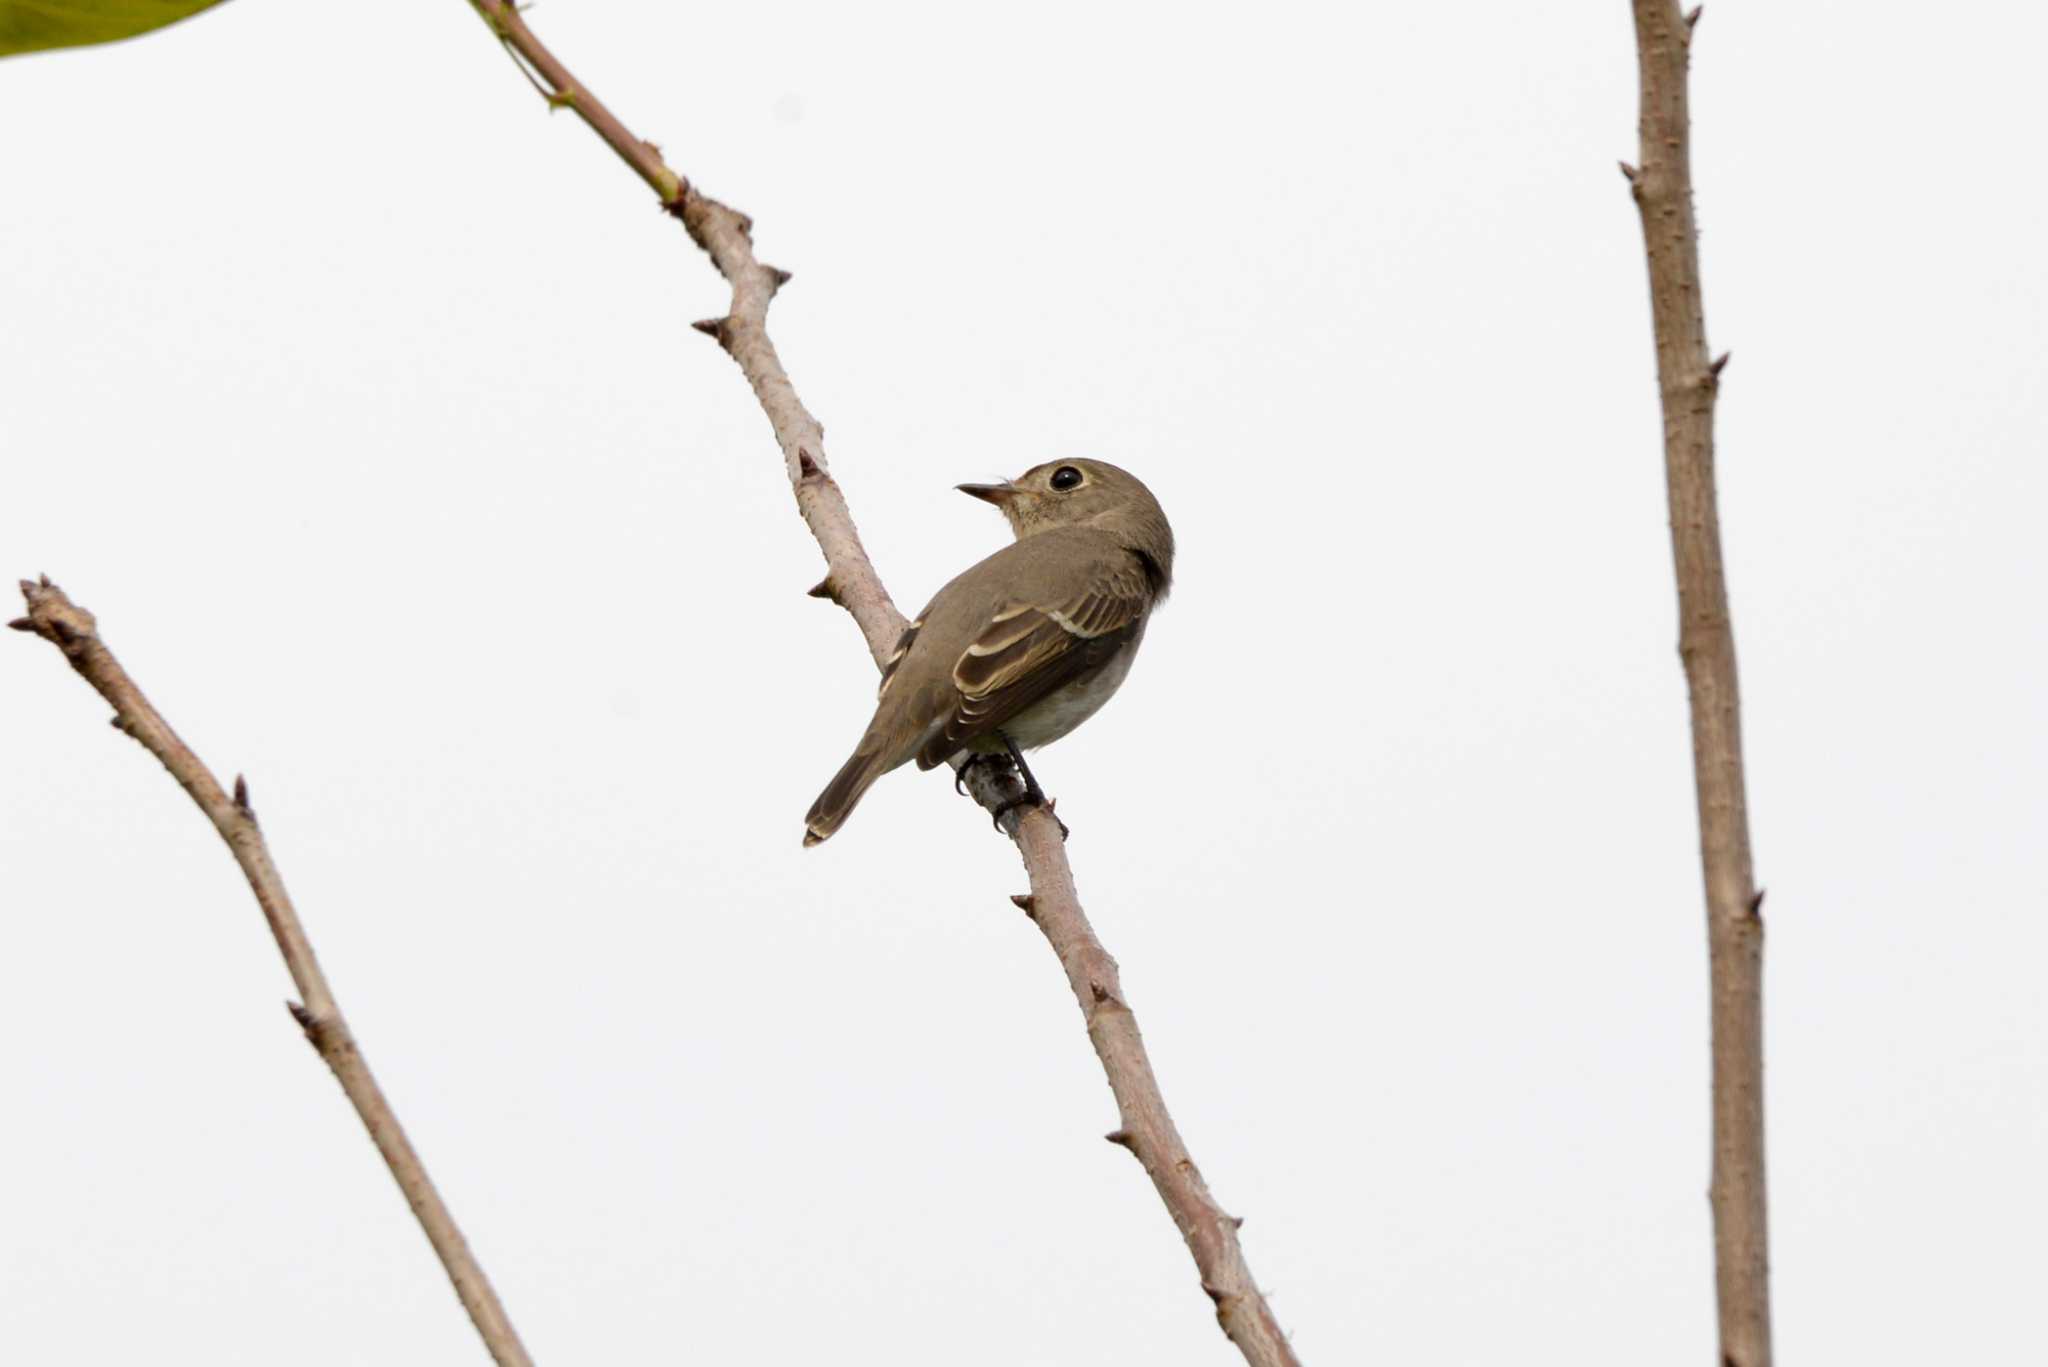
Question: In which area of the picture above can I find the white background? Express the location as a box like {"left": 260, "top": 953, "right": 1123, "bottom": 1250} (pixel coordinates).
{"left": 3, "top": 2, "right": 2043, "bottom": 1362}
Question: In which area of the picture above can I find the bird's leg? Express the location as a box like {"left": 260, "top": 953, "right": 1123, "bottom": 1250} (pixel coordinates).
{"left": 989, "top": 734, "right": 1068, "bottom": 839}
{"left": 953, "top": 748, "right": 1014, "bottom": 796}
{"left": 1001, "top": 735, "right": 1047, "bottom": 807}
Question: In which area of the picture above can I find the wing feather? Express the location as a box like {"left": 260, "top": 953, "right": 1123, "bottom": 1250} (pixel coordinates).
{"left": 876, "top": 617, "right": 923, "bottom": 700}
{"left": 913, "top": 565, "right": 1150, "bottom": 770}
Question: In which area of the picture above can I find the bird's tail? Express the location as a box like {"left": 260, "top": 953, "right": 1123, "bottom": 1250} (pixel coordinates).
{"left": 803, "top": 743, "right": 893, "bottom": 847}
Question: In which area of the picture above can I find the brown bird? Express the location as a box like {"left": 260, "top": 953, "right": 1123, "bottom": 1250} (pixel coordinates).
{"left": 803, "top": 458, "right": 1174, "bottom": 845}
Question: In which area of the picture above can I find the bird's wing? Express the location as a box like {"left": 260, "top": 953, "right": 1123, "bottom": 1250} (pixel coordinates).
{"left": 876, "top": 617, "right": 922, "bottom": 700}
{"left": 913, "top": 563, "right": 1149, "bottom": 770}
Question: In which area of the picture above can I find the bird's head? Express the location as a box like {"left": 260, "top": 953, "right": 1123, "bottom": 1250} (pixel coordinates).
{"left": 957, "top": 458, "right": 1174, "bottom": 597}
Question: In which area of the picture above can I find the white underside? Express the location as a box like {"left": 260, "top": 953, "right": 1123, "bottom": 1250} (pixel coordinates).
{"left": 929, "top": 634, "right": 1139, "bottom": 764}
{"left": 1003, "top": 643, "right": 1136, "bottom": 749}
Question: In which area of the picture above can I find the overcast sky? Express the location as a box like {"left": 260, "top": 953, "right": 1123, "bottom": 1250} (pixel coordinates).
{"left": 3, "top": 2, "right": 2044, "bottom": 1363}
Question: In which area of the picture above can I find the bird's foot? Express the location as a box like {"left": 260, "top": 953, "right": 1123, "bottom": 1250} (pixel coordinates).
{"left": 954, "top": 750, "right": 1014, "bottom": 796}
{"left": 991, "top": 790, "right": 1068, "bottom": 841}
{"left": 958, "top": 736, "right": 1068, "bottom": 839}
{"left": 987, "top": 734, "right": 1067, "bottom": 838}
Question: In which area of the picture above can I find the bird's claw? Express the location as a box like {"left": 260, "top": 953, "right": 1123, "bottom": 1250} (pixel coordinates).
{"left": 990, "top": 792, "right": 1068, "bottom": 841}
{"left": 961, "top": 736, "right": 1066, "bottom": 839}
{"left": 955, "top": 751, "right": 1010, "bottom": 796}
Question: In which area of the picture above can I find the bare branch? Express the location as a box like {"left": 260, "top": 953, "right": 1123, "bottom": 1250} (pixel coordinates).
{"left": 13, "top": 577, "right": 534, "bottom": 1367}
{"left": 1014, "top": 815, "right": 1298, "bottom": 1363}
{"left": 471, "top": 0, "right": 904, "bottom": 665}
{"left": 466, "top": 7, "right": 1299, "bottom": 1362}
{"left": 1625, "top": 5, "right": 1772, "bottom": 1365}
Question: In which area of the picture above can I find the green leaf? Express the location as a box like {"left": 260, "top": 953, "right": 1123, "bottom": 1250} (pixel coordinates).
{"left": 0, "top": 0, "right": 231, "bottom": 58}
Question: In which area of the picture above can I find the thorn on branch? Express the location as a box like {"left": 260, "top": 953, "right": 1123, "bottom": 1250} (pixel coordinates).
{"left": 233, "top": 774, "right": 252, "bottom": 813}
{"left": 806, "top": 575, "right": 841, "bottom": 603}
{"left": 797, "top": 447, "right": 824, "bottom": 481}
{"left": 1710, "top": 350, "right": 1732, "bottom": 377}
{"left": 1010, "top": 893, "right": 1037, "bottom": 919}
{"left": 1104, "top": 1129, "right": 1136, "bottom": 1150}
{"left": 5, "top": 616, "right": 28, "bottom": 632}
{"left": 765, "top": 265, "right": 793, "bottom": 289}
{"left": 1686, "top": 4, "right": 1704, "bottom": 30}
{"left": 1747, "top": 888, "right": 1766, "bottom": 919}
{"left": 691, "top": 317, "right": 730, "bottom": 342}
{"left": 286, "top": 1000, "right": 314, "bottom": 1031}
{"left": 1229, "top": 1213, "right": 1246, "bottom": 1230}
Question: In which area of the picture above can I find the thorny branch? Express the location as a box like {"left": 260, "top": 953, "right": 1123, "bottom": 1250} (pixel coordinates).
{"left": 468, "top": 3, "right": 1299, "bottom": 1362}
{"left": 1624, "top": 4, "right": 1772, "bottom": 1364}
{"left": 10, "top": 577, "right": 533, "bottom": 1367}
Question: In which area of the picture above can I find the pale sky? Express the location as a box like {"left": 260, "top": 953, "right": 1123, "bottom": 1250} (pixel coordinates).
{"left": 3, "top": 2, "right": 2044, "bottom": 1363}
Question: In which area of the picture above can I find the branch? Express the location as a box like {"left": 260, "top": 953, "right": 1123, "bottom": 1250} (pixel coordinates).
{"left": 472, "top": 0, "right": 902, "bottom": 666}
{"left": 10, "top": 578, "right": 534, "bottom": 1367}
{"left": 1625, "top": 6, "right": 1772, "bottom": 1365}
{"left": 1011, "top": 834, "right": 1296, "bottom": 1364}
{"left": 468, "top": 6, "right": 1299, "bottom": 1362}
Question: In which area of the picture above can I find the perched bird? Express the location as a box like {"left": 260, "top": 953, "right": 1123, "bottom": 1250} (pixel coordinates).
{"left": 803, "top": 459, "right": 1174, "bottom": 846}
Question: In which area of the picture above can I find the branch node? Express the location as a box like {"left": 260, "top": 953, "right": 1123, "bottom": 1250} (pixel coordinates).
{"left": 545, "top": 89, "right": 576, "bottom": 111}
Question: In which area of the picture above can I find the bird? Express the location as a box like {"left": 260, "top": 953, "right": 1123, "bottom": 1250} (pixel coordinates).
{"left": 803, "top": 458, "right": 1174, "bottom": 846}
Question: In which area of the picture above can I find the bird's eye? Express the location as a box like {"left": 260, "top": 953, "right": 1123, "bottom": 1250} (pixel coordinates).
{"left": 1049, "top": 466, "right": 1085, "bottom": 491}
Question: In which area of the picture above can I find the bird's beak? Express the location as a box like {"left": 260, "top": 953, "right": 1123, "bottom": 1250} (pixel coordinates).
{"left": 955, "top": 481, "right": 1016, "bottom": 505}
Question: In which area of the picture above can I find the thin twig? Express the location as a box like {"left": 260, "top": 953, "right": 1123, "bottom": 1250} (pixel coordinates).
{"left": 1624, "top": 5, "right": 1772, "bottom": 1364}
{"left": 466, "top": 5, "right": 1299, "bottom": 1361}
{"left": 10, "top": 577, "right": 534, "bottom": 1367}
